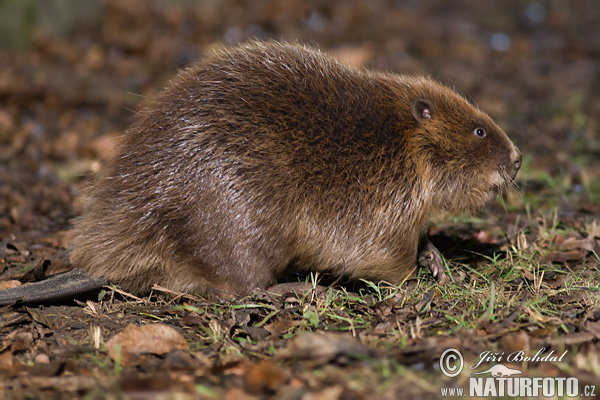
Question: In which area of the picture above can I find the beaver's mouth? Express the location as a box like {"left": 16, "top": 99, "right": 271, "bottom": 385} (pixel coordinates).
{"left": 489, "top": 168, "right": 520, "bottom": 199}
{"left": 489, "top": 170, "right": 506, "bottom": 187}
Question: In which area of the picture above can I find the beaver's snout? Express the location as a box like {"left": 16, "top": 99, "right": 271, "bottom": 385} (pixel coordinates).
{"left": 508, "top": 146, "right": 522, "bottom": 180}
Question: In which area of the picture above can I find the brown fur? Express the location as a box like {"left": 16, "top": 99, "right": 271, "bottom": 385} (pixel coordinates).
{"left": 69, "top": 41, "right": 521, "bottom": 298}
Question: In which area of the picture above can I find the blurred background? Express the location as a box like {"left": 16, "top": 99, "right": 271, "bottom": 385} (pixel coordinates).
{"left": 0, "top": 0, "right": 599, "bottom": 237}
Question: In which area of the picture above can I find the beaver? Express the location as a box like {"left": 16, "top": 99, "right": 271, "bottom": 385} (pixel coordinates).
{"left": 0, "top": 41, "right": 520, "bottom": 305}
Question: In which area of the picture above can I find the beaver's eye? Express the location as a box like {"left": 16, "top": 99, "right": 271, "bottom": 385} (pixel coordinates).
{"left": 474, "top": 127, "right": 486, "bottom": 138}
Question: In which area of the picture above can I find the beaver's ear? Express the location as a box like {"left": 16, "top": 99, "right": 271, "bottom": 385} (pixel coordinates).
{"left": 411, "top": 98, "right": 434, "bottom": 122}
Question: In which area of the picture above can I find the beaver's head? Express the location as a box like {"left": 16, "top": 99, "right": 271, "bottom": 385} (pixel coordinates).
{"left": 404, "top": 77, "right": 521, "bottom": 214}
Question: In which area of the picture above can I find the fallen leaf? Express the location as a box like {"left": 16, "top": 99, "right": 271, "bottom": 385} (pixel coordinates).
{"left": 548, "top": 292, "right": 588, "bottom": 304}
{"left": 303, "top": 385, "right": 344, "bottom": 400}
{"left": 224, "top": 387, "right": 260, "bottom": 400}
{"left": 34, "top": 354, "right": 50, "bottom": 364}
{"left": 86, "top": 132, "right": 123, "bottom": 161}
{"left": 19, "top": 259, "right": 50, "bottom": 283}
{"left": 278, "top": 332, "right": 369, "bottom": 363}
{"left": 584, "top": 220, "right": 600, "bottom": 239}
{"left": 10, "top": 331, "right": 34, "bottom": 352}
{"left": 0, "top": 351, "right": 13, "bottom": 371}
{"left": 532, "top": 332, "right": 595, "bottom": 348}
{"left": 0, "top": 312, "right": 28, "bottom": 330}
{"left": 178, "top": 311, "right": 207, "bottom": 327}
{"left": 106, "top": 324, "right": 187, "bottom": 365}
{"left": 415, "top": 288, "right": 438, "bottom": 314}
{"left": 374, "top": 291, "right": 405, "bottom": 317}
{"left": 529, "top": 327, "right": 555, "bottom": 338}
{"left": 117, "top": 371, "right": 181, "bottom": 393}
{"left": 3, "top": 328, "right": 35, "bottom": 353}
{"left": 266, "top": 282, "right": 328, "bottom": 297}
{"left": 26, "top": 307, "right": 60, "bottom": 329}
{"left": 330, "top": 45, "right": 374, "bottom": 67}
{"left": 263, "top": 319, "right": 302, "bottom": 335}
{"left": 540, "top": 250, "right": 586, "bottom": 264}
{"left": 163, "top": 348, "right": 200, "bottom": 369}
{"left": 6, "top": 242, "right": 29, "bottom": 256}
{"left": 585, "top": 320, "right": 600, "bottom": 339}
{"left": 473, "top": 230, "right": 497, "bottom": 244}
{"left": 191, "top": 351, "right": 212, "bottom": 368}
{"left": 519, "top": 267, "right": 535, "bottom": 281}
{"left": 218, "top": 360, "right": 247, "bottom": 376}
{"left": 560, "top": 235, "right": 596, "bottom": 251}
{"left": 231, "top": 324, "right": 270, "bottom": 342}
{"left": 499, "top": 331, "right": 530, "bottom": 352}
{"left": 0, "top": 280, "right": 21, "bottom": 290}
{"left": 244, "top": 359, "right": 287, "bottom": 394}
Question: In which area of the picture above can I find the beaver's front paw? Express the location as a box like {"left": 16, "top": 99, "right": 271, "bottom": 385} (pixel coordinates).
{"left": 418, "top": 239, "right": 449, "bottom": 284}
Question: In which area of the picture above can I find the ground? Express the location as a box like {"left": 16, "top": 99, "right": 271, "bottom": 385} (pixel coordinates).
{"left": 1, "top": 1, "right": 599, "bottom": 399}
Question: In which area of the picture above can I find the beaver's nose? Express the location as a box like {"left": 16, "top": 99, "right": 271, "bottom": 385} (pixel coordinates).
{"left": 509, "top": 149, "right": 522, "bottom": 179}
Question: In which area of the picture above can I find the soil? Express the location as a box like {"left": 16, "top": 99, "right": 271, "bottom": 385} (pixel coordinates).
{"left": 1, "top": 1, "right": 599, "bottom": 399}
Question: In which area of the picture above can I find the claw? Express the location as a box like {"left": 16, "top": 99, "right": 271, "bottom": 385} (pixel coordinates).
{"left": 418, "top": 238, "right": 448, "bottom": 285}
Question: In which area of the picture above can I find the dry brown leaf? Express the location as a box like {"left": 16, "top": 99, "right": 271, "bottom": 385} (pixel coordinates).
{"left": 224, "top": 387, "right": 260, "bottom": 400}
{"left": 87, "top": 132, "right": 123, "bottom": 162}
{"left": 106, "top": 324, "right": 187, "bottom": 365}
{"left": 266, "top": 282, "right": 328, "bottom": 297}
{"left": 0, "top": 312, "right": 29, "bottom": 332}
{"left": 518, "top": 267, "right": 535, "bottom": 281}
{"left": 190, "top": 351, "right": 212, "bottom": 368}
{"left": 374, "top": 291, "right": 405, "bottom": 317}
{"left": 330, "top": 45, "right": 374, "bottom": 67}
{"left": 0, "top": 280, "right": 21, "bottom": 290}
{"left": 532, "top": 332, "right": 595, "bottom": 349}
{"left": 473, "top": 230, "right": 497, "bottom": 244}
{"left": 560, "top": 235, "right": 596, "bottom": 252}
{"left": 539, "top": 250, "right": 586, "bottom": 264}
{"left": 584, "top": 320, "right": 600, "bottom": 339}
{"left": 529, "top": 327, "right": 555, "bottom": 338}
{"left": 178, "top": 311, "right": 207, "bottom": 327}
{"left": 584, "top": 220, "right": 600, "bottom": 239}
{"left": 263, "top": 319, "right": 301, "bottom": 335}
{"left": 415, "top": 288, "right": 438, "bottom": 314}
{"left": 548, "top": 291, "right": 589, "bottom": 304}
{"left": 10, "top": 331, "right": 34, "bottom": 352}
{"left": 19, "top": 259, "right": 50, "bottom": 283}
{"left": 278, "top": 332, "right": 369, "bottom": 363}
{"left": 2, "top": 329, "right": 35, "bottom": 353}
{"left": 34, "top": 354, "right": 50, "bottom": 364}
{"left": 0, "top": 351, "right": 13, "bottom": 371}
{"left": 244, "top": 359, "right": 288, "bottom": 394}
{"left": 303, "top": 385, "right": 344, "bottom": 400}
{"left": 499, "top": 330, "right": 530, "bottom": 352}
{"left": 0, "top": 109, "right": 15, "bottom": 132}
{"left": 26, "top": 307, "right": 59, "bottom": 329}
